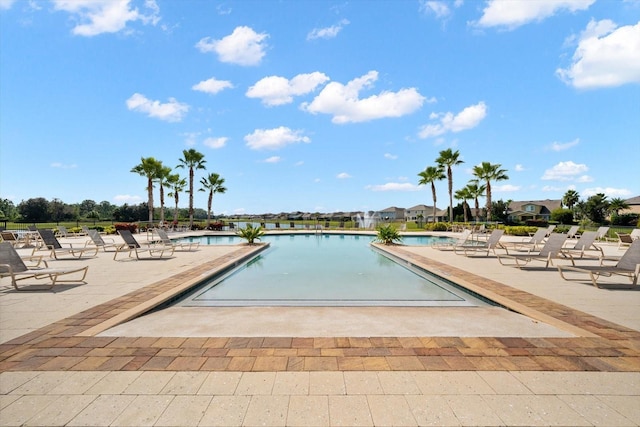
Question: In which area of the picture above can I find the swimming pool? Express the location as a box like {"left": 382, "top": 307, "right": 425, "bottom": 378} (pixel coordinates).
{"left": 176, "top": 234, "right": 491, "bottom": 308}
{"left": 176, "top": 233, "right": 449, "bottom": 246}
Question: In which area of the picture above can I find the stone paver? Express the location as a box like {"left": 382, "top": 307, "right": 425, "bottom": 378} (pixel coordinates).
{"left": 1, "top": 231, "right": 640, "bottom": 426}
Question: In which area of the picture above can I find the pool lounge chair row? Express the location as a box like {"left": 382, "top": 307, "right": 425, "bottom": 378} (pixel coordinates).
{"left": 432, "top": 227, "right": 639, "bottom": 288}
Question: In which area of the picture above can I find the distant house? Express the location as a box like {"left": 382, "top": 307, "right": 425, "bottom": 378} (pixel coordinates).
{"left": 621, "top": 195, "right": 640, "bottom": 215}
{"left": 405, "top": 204, "right": 442, "bottom": 222}
{"left": 507, "top": 199, "right": 561, "bottom": 223}
{"left": 375, "top": 206, "right": 405, "bottom": 221}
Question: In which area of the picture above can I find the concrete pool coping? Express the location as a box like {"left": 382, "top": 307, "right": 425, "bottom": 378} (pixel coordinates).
{"left": 1, "top": 230, "right": 639, "bottom": 373}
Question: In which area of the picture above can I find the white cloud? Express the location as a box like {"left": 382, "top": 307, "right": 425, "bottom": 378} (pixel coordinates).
{"left": 366, "top": 182, "right": 421, "bottom": 192}
{"left": 583, "top": 187, "right": 632, "bottom": 197}
{"left": 493, "top": 184, "right": 521, "bottom": 192}
{"left": 576, "top": 175, "right": 594, "bottom": 183}
{"left": 0, "top": 0, "right": 17, "bottom": 10}
{"left": 542, "top": 185, "right": 566, "bottom": 192}
{"left": 420, "top": 1, "right": 451, "bottom": 18}
{"left": 244, "top": 126, "right": 310, "bottom": 150}
{"left": 337, "top": 172, "right": 352, "bottom": 179}
{"left": 514, "top": 164, "right": 526, "bottom": 172}
{"left": 203, "top": 137, "right": 228, "bottom": 149}
{"left": 51, "top": 0, "right": 160, "bottom": 36}
{"left": 50, "top": 162, "right": 77, "bottom": 169}
{"left": 556, "top": 20, "right": 640, "bottom": 89}
{"left": 541, "top": 161, "right": 589, "bottom": 181}
{"left": 475, "top": 0, "right": 594, "bottom": 30}
{"left": 192, "top": 77, "right": 234, "bottom": 95}
{"left": 263, "top": 156, "right": 281, "bottom": 163}
{"left": 418, "top": 101, "right": 487, "bottom": 138}
{"left": 246, "top": 72, "right": 330, "bottom": 106}
{"left": 301, "top": 71, "right": 425, "bottom": 123}
{"left": 195, "top": 26, "right": 268, "bottom": 66}
{"left": 548, "top": 138, "right": 580, "bottom": 151}
{"left": 126, "top": 93, "right": 189, "bottom": 122}
{"left": 114, "top": 194, "right": 142, "bottom": 203}
{"left": 307, "top": 19, "right": 349, "bottom": 40}
{"left": 295, "top": 161, "right": 304, "bottom": 166}
{"left": 384, "top": 153, "right": 398, "bottom": 160}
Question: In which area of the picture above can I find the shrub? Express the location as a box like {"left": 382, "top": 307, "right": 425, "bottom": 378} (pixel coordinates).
{"left": 504, "top": 226, "right": 538, "bottom": 236}
{"left": 374, "top": 224, "right": 402, "bottom": 245}
{"left": 424, "top": 222, "right": 449, "bottom": 231}
{"left": 236, "top": 224, "right": 265, "bottom": 245}
{"left": 114, "top": 222, "right": 138, "bottom": 233}
{"left": 550, "top": 208, "right": 574, "bottom": 225}
{"left": 524, "top": 219, "right": 548, "bottom": 227}
{"left": 611, "top": 213, "right": 639, "bottom": 226}
{"left": 207, "top": 221, "right": 224, "bottom": 231}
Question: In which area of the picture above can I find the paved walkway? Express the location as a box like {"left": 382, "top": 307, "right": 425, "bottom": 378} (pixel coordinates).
{"left": 1, "top": 230, "right": 639, "bottom": 426}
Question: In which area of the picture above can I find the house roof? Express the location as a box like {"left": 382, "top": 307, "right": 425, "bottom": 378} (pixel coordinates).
{"left": 406, "top": 204, "right": 437, "bottom": 211}
{"left": 625, "top": 195, "right": 640, "bottom": 205}
{"left": 508, "top": 199, "right": 561, "bottom": 214}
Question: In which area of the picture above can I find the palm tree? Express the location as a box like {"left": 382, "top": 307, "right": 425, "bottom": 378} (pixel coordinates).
{"left": 472, "top": 161, "right": 509, "bottom": 221}
{"left": 436, "top": 148, "right": 464, "bottom": 223}
{"left": 465, "top": 180, "right": 487, "bottom": 222}
{"left": 167, "top": 173, "right": 187, "bottom": 225}
{"left": 562, "top": 189, "right": 580, "bottom": 210}
{"left": 131, "top": 157, "right": 162, "bottom": 223}
{"left": 177, "top": 149, "right": 206, "bottom": 229}
{"left": 608, "top": 197, "right": 629, "bottom": 216}
{"left": 155, "top": 164, "right": 173, "bottom": 225}
{"left": 417, "top": 166, "right": 445, "bottom": 223}
{"left": 199, "top": 172, "right": 227, "bottom": 225}
{"left": 454, "top": 187, "right": 472, "bottom": 223}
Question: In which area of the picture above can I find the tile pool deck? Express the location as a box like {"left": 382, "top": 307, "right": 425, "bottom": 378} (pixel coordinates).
{"left": 1, "top": 231, "right": 639, "bottom": 426}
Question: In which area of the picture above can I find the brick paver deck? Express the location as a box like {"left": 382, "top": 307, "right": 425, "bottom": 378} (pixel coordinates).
{"left": 1, "top": 244, "right": 639, "bottom": 373}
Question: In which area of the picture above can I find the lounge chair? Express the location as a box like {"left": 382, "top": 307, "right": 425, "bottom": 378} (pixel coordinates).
{"left": 289, "top": 222, "right": 295, "bottom": 229}
{"left": 615, "top": 232, "right": 634, "bottom": 249}
{"left": 557, "top": 239, "right": 640, "bottom": 288}
{"left": 432, "top": 229, "right": 472, "bottom": 250}
{"left": 37, "top": 229, "right": 98, "bottom": 259}
{"left": 155, "top": 229, "right": 199, "bottom": 251}
{"left": 113, "top": 229, "right": 175, "bottom": 260}
{"left": 560, "top": 231, "right": 603, "bottom": 260}
{"left": 566, "top": 225, "right": 580, "bottom": 239}
{"left": 595, "top": 226, "right": 610, "bottom": 241}
{"left": 1, "top": 231, "right": 24, "bottom": 248}
{"left": 0, "top": 242, "right": 89, "bottom": 290}
{"left": 86, "top": 229, "right": 122, "bottom": 252}
{"left": 55, "top": 225, "right": 84, "bottom": 238}
{"left": 544, "top": 224, "right": 556, "bottom": 237}
{"left": 454, "top": 229, "right": 505, "bottom": 257}
{"left": 496, "top": 233, "right": 568, "bottom": 268}
{"left": 500, "top": 228, "right": 548, "bottom": 253}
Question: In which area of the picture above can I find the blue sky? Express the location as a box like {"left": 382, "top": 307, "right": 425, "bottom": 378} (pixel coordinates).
{"left": 1, "top": 0, "right": 639, "bottom": 216}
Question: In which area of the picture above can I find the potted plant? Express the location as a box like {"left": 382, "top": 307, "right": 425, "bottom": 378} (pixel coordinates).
{"left": 236, "top": 224, "right": 265, "bottom": 245}
{"left": 374, "top": 224, "right": 402, "bottom": 245}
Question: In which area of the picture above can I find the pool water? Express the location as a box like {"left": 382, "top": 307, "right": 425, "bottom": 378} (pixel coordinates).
{"left": 177, "top": 234, "right": 489, "bottom": 307}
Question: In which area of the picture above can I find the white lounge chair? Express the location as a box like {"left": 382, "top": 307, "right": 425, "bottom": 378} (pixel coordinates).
{"left": 557, "top": 239, "right": 640, "bottom": 288}
{"left": 496, "top": 233, "right": 568, "bottom": 268}
{"left": 566, "top": 225, "right": 580, "bottom": 239}
{"left": 155, "top": 229, "right": 199, "bottom": 251}
{"left": 454, "top": 229, "right": 505, "bottom": 257}
{"left": 431, "top": 229, "right": 472, "bottom": 250}
{"left": 113, "top": 230, "right": 175, "bottom": 260}
{"left": 500, "top": 228, "right": 548, "bottom": 253}
{"left": 594, "top": 226, "right": 610, "bottom": 241}
{"left": 0, "top": 242, "right": 89, "bottom": 290}
{"left": 86, "top": 229, "right": 123, "bottom": 252}
{"left": 560, "top": 231, "right": 603, "bottom": 260}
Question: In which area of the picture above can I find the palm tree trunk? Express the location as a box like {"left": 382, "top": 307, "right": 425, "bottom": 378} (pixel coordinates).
{"left": 448, "top": 170, "right": 453, "bottom": 223}
{"left": 188, "top": 167, "right": 194, "bottom": 228}
{"left": 147, "top": 177, "right": 154, "bottom": 224}
{"left": 159, "top": 186, "right": 165, "bottom": 223}
{"left": 207, "top": 192, "right": 213, "bottom": 224}
{"left": 485, "top": 181, "right": 492, "bottom": 221}
{"left": 431, "top": 184, "right": 437, "bottom": 223}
